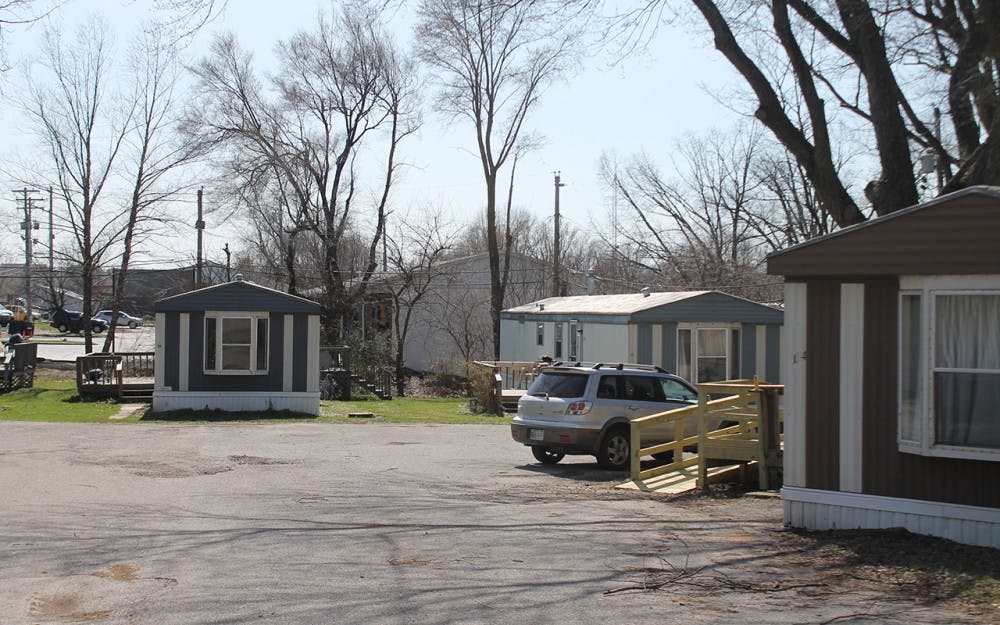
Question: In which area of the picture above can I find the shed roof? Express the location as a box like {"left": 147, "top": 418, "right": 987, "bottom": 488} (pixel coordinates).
{"left": 155, "top": 280, "right": 321, "bottom": 313}
{"left": 768, "top": 185, "right": 1000, "bottom": 277}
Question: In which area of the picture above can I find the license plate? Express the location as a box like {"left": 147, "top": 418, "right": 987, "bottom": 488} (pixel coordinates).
{"left": 528, "top": 429, "right": 545, "bottom": 442}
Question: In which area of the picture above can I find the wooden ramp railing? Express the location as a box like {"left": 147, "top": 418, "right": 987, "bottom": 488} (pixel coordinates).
{"left": 626, "top": 380, "right": 783, "bottom": 492}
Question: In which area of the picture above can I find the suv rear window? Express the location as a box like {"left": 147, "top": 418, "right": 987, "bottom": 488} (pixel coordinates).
{"left": 527, "top": 371, "right": 588, "bottom": 398}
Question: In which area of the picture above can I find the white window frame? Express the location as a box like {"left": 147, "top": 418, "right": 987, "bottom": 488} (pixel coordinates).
{"left": 898, "top": 275, "right": 1000, "bottom": 462}
{"left": 676, "top": 322, "right": 740, "bottom": 384}
{"left": 204, "top": 311, "right": 270, "bottom": 376}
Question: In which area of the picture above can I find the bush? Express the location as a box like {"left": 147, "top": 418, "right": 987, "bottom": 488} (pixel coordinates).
{"left": 466, "top": 363, "right": 499, "bottom": 414}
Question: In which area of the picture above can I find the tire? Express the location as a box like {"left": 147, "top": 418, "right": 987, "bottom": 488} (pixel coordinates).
{"left": 128, "top": 321, "right": 138, "bottom": 329}
{"left": 92, "top": 324, "right": 104, "bottom": 334}
{"left": 58, "top": 323, "right": 68, "bottom": 333}
{"left": 531, "top": 446, "right": 564, "bottom": 465}
{"left": 597, "top": 426, "right": 630, "bottom": 470}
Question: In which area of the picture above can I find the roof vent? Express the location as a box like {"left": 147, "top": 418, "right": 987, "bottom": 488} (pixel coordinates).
{"left": 538, "top": 303, "right": 545, "bottom": 311}
{"left": 641, "top": 287, "right": 650, "bottom": 297}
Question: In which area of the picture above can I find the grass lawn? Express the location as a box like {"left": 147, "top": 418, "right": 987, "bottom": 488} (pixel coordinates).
{"left": 319, "top": 396, "right": 509, "bottom": 424}
{"left": 0, "top": 377, "right": 121, "bottom": 422}
{"left": 1, "top": 371, "right": 509, "bottom": 424}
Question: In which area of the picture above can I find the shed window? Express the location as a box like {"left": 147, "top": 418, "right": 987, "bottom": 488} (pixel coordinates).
{"left": 898, "top": 277, "right": 1000, "bottom": 461}
{"left": 205, "top": 312, "right": 269, "bottom": 375}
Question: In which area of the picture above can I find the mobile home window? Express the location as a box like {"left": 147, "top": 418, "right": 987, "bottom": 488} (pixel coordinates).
{"left": 569, "top": 320, "right": 579, "bottom": 361}
{"left": 536, "top": 323, "right": 544, "bottom": 347}
{"left": 898, "top": 279, "right": 1000, "bottom": 461}
{"left": 205, "top": 312, "right": 269, "bottom": 375}
{"left": 676, "top": 325, "right": 738, "bottom": 384}
{"left": 554, "top": 322, "right": 563, "bottom": 359}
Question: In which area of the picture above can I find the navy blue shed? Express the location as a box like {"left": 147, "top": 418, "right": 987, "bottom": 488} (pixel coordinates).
{"left": 153, "top": 280, "right": 322, "bottom": 415}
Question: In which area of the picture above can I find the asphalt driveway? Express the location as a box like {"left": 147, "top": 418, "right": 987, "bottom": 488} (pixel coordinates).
{"left": 0, "top": 421, "right": 983, "bottom": 624}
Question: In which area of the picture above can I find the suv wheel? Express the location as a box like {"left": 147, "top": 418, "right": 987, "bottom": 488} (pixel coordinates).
{"left": 531, "top": 446, "right": 565, "bottom": 465}
{"left": 597, "top": 426, "right": 630, "bottom": 470}
{"left": 58, "top": 323, "right": 68, "bottom": 333}
{"left": 128, "top": 321, "right": 138, "bottom": 329}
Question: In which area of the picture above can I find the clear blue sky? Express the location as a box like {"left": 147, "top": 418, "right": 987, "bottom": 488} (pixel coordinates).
{"left": 0, "top": 0, "right": 740, "bottom": 268}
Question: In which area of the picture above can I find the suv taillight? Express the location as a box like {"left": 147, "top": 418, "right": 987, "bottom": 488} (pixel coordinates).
{"left": 565, "top": 401, "right": 592, "bottom": 415}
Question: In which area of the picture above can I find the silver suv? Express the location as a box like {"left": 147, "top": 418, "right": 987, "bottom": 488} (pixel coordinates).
{"left": 510, "top": 363, "right": 703, "bottom": 470}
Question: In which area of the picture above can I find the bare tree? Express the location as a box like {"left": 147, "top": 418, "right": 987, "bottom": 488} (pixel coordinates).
{"left": 190, "top": 3, "right": 419, "bottom": 343}
{"left": 384, "top": 208, "right": 456, "bottom": 394}
{"left": 585, "top": 0, "right": 998, "bottom": 224}
{"left": 24, "top": 16, "right": 133, "bottom": 352}
{"left": 100, "top": 30, "right": 208, "bottom": 352}
{"left": 599, "top": 127, "right": 771, "bottom": 296}
{"left": 416, "top": 0, "right": 579, "bottom": 358}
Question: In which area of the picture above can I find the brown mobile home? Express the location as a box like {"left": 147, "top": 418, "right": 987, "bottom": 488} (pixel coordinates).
{"left": 768, "top": 186, "right": 1000, "bottom": 548}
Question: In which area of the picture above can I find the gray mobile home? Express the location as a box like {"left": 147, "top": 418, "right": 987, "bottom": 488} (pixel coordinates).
{"left": 153, "top": 280, "right": 321, "bottom": 415}
{"left": 500, "top": 291, "right": 784, "bottom": 384}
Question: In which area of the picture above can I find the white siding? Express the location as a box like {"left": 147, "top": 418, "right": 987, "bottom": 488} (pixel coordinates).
{"left": 583, "top": 324, "right": 631, "bottom": 364}
{"left": 783, "top": 486, "right": 1000, "bottom": 549}
{"left": 153, "top": 391, "right": 320, "bottom": 415}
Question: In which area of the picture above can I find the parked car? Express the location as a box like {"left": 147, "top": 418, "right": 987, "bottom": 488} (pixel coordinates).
{"left": 50, "top": 308, "right": 108, "bottom": 334}
{"left": 510, "top": 363, "right": 719, "bottom": 470}
{"left": 93, "top": 310, "right": 143, "bottom": 329}
{"left": 6, "top": 304, "right": 41, "bottom": 321}
{"left": 0, "top": 304, "right": 12, "bottom": 327}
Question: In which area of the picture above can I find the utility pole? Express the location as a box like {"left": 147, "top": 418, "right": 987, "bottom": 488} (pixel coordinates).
{"left": 196, "top": 187, "right": 205, "bottom": 288}
{"left": 552, "top": 172, "right": 565, "bottom": 297}
{"left": 48, "top": 186, "right": 54, "bottom": 290}
{"left": 14, "top": 188, "right": 41, "bottom": 321}
{"left": 223, "top": 242, "right": 232, "bottom": 281}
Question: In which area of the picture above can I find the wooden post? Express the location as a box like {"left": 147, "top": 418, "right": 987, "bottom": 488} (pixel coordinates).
{"left": 697, "top": 386, "right": 710, "bottom": 490}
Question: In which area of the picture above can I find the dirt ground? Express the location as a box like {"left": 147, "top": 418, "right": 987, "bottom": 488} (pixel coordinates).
{"left": 619, "top": 485, "right": 1000, "bottom": 623}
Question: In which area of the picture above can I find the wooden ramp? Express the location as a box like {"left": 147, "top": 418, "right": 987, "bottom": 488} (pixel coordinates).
{"left": 617, "top": 463, "right": 746, "bottom": 494}
{"left": 623, "top": 380, "right": 784, "bottom": 495}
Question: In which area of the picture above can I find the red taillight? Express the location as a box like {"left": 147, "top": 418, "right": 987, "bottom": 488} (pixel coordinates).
{"left": 559, "top": 434, "right": 570, "bottom": 443}
{"left": 512, "top": 430, "right": 519, "bottom": 440}
{"left": 565, "top": 401, "right": 592, "bottom": 415}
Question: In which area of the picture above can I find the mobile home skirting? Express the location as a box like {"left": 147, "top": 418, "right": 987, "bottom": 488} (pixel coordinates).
{"left": 782, "top": 486, "right": 1000, "bottom": 548}
{"left": 153, "top": 391, "right": 320, "bottom": 415}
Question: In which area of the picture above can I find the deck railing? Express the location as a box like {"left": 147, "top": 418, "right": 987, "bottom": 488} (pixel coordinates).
{"left": 76, "top": 353, "right": 124, "bottom": 399}
{"left": 472, "top": 360, "right": 539, "bottom": 390}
